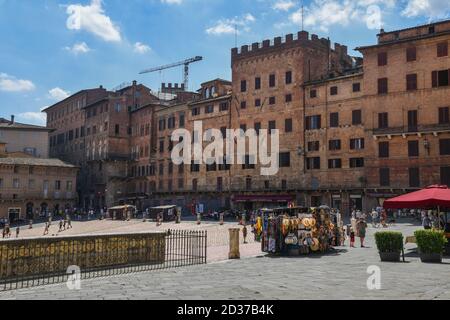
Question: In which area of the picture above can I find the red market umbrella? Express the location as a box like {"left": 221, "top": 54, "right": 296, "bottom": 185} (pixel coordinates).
{"left": 383, "top": 185, "right": 450, "bottom": 209}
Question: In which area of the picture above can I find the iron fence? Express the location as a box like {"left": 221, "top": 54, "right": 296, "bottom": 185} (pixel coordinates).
{"left": 0, "top": 229, "right": 207, "bottom": 291}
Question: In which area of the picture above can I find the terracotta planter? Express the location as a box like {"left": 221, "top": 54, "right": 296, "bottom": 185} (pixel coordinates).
{"left": 379, "top": 251, "right": 401, "bottom": 262}
{"left": 419, "top": 252, "right": 442, "bottom": 263}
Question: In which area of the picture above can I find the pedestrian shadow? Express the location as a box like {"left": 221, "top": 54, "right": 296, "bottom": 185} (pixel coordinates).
{"left": 263, "top": 248, "right": 349, "bottom": 259}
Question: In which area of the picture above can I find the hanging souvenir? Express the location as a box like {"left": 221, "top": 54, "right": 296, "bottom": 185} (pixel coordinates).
{"left": 285, "top": 233, "right": 298, "bottom": 245}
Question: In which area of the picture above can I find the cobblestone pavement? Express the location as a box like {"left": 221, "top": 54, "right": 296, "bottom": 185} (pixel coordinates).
{"left": 1, "top": 221, "right": 449, "bottom": 300}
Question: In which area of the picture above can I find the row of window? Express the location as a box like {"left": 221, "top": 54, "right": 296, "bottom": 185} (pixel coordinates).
{"left": 377, "top": 41, "right": 448, "bottom": 67}
{"left": 308, "top": 68, "right": 449, "bottom": 99}
{"left": 240, "top": 71, "right": 293, "bottom": 93}
{"left": 305, "top": 107, "right": 449, "bottom": 131}
{"left": 305, "top": 157, "right": 365, "bottom": 170}
{"left": 86, "top": 103, "right": 109, "bottom": 119}
{"left": 306, "top": 110, "right": 362, "bottom": 130}
{"left": 159, "top": 113, "right": 185, "bottom": 131}
{"left": 136, "top": 166, "right": 450, "bottom": 192}
{"left": 47, "top": 98, "right": 86, "bottom": 122}
{"left": 309, "top": 82, "right": 361, "bottom": 99}
{"left": 191, "top": 102, "right": 229, "bottom": 117}
{"left": 148, "top": 178, "right": 292, "bottom": 192}
{"left": 308, "top": 138, "right": 365, "bottom": 152}
{"left": 377, "top": 69, "right": 450, "bottom": 95}
{"left": 240, "top": 94, "right": 293, "bottom": 110}
{"left": 50, "top": 123, "right": 126, "bottom": 147}
{"left": 0, "top": 178, "right": 73, "bottom": 191}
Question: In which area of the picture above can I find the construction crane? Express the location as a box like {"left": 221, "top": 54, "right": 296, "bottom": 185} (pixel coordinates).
{"left": 139, "top": 56, "right": 203, "bottom": 91}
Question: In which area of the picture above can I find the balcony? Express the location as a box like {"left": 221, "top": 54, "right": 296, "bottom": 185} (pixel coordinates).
{"left": 371, "top": 123, "right": 450, "bottom": 138}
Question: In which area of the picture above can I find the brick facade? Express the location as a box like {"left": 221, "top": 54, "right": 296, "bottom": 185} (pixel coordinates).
{"left": 44, "top": 20, "right": 450, "bottom": 215}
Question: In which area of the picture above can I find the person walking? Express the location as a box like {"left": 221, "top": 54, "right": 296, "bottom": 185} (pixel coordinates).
{"left": 349, "top": 227, "right": 356, "bottom": 248}
{"left": 67, "top": 215, "right": 72, "bottom": 229}
{"left": 59, "top": 219, "right": 64, "bottom": 232}
{"left": 43, "top": 222, "right": 49, "bottom": 236}
{"left": 242, "top": 225, "right": 248, "bottom": 244}
{"left": 357, "top": 218, "right": 368, "bottom": 248}
{"left": 15, "top": 226, "right": 20, "bottom": 238}
{"left": 422, "top": 214, "right": 432, "bottom": 230}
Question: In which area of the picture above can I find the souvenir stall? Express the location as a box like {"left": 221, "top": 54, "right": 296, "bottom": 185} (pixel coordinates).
{"left": 258, "top": 206, "right": 336, "bottom": 256}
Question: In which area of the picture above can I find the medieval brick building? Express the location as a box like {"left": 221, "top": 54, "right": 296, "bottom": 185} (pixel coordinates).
{"left": 44, "top": 20, "right": 450, "bottom": 215}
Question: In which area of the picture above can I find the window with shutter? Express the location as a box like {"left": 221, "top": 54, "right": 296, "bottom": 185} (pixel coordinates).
{"left": 378, "top": 78, "right": 388, "bottom": 94}
{"left": 409, "top": 168, "right": 420, "bottom": 188}
{"left": 330, "top": 86, "right": 338, "bottom": 95}
{"left": 439, "top": 107, "right": 450, "bottom": 124}
{"left": 408, "top": 110, "right": 418, "bottom": 132}
{"left": 330, "top": 113, "right": 339, "bottom": 128}
{"left": 328, "top": 159, "right": 342, "bottom": 169}
{"left": 352, "top": 110, "right": 362, "bottom": 125}
{"left": 378, "top": 113, "right": 389, "bottom": 129}
{"left": 350, "top": 158, "right": 364, "bottom": 168}
{"left": 285, "top": 119, "right": 293, "bottom": 133}
{"left": 380, "top": 168, "right": 390, "bottom": 187}
{"left": 286, "top": 71, "right": 292, "bottom": 84}
{"left": 308, "top": 141, "right": 320, "bottom": 152}
{"left": 437, "top": 42, "right": 448, "bottom": 57}
{"left": 406, "top": 74, "right": 417, "bottom": 91}
{"left": 241, "top": 80, "right": 247, "bottom": 92}
{"left": 379, "top": 142, "right": 389, "bottom": 158}
{"left": 329, "top": 140, "right": 341, "bottom": 151}
{"left": 433, "top": 70, "right": 450, "bottom": 87}
{"left": 441, "top": 167, "right": 450, "bottom": 186}
{"left": 352, "top": 83, "right": 361, "bottom": 92}
{"left": 406, "top": 47, "right": 416, "bottom": 62}
{"left": 408, "top": 141, "right": 419, "bottom": 157}
{"left": 269, "top": 74, "right": 276, "bottom": 87}
{"left": 255, "top": 77, "right": 261, "bottom": 90}
{"left": 440, "top": 139, "right": 450, "bottom": 155}
{"left": 378, "top": 52, "right": 388, "bottom": 66}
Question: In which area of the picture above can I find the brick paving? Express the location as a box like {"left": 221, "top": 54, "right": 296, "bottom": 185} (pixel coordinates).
{"left": 1, "top": 220, "right": 449, "bottom": 300}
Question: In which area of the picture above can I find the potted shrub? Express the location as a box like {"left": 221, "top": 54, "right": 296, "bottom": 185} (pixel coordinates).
{"left": 375, "top": 231, "right": 404, "bottom": 262}
{"left": 414, "top": 230, "right": 448, "bottom": 263}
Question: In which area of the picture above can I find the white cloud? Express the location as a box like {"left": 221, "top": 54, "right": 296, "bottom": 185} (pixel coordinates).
{"left": 161, "top": 0, "right": 183, "bottom": 4}
{"left": 134, "top": 42, "right": 151, "bottom": 54}
{"left": 273, "top": 0, "right": 296, "bottom": 11}
{"left": 402, "top": 0, "right": 450, "bottom": 19}
{"left": 206, "top": 14, "right": 256, "bottom": 35}
{"left": 48, "top": 87, "right": 70, "bottom": 101}
{"left": 66, "top": 0, "right": 121, "bottom": 42}
{"left": 64, "top": 42, "right": 91, "bottom": 55}
{"left": 16, "top": 112, "right": 47, "bottom": 126}
{"left": 290, "top": 0, "right": 395, "bottom": 32}
{"left": 0, "top": 73, "right": 35, "bottom": 92}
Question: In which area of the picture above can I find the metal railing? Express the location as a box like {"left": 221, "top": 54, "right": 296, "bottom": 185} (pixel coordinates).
{"left": 0, "top": 229, "right": 207, "bottom": 291}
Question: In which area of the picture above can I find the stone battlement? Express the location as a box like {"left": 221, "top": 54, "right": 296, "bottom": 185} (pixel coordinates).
{"left": 231, "top": 31, "right": 349, "bottom": 62}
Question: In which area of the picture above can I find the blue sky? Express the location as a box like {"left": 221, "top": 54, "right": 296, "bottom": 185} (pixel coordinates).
{"left": 0, "top": 0, "right": 449, "bottom": 125}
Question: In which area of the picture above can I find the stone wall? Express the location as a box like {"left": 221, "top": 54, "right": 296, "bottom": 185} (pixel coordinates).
{"left": 0, "top": 232, "right": 166, "bottom": 280}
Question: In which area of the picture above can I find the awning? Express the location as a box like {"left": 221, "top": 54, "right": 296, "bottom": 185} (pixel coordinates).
{"left": 384, "top": 185, "right": 450, "bottom": 209}
{"left": 233, "top": 195, "right": 294, "bottom": 203}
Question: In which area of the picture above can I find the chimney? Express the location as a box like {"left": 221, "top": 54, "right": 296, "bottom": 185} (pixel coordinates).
{"left": 99, "top": 85, "right": 103, "bottom": 89}
{"left": 10, "top": 115, "right": 14, "bottom": 125}
{"left": 132, "top": 80, "right": 137, "bottom": 86}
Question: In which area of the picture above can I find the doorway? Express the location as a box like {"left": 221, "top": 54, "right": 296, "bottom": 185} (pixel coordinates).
{"left": 8, "top": 208, "right": 20, "bottom": 223}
